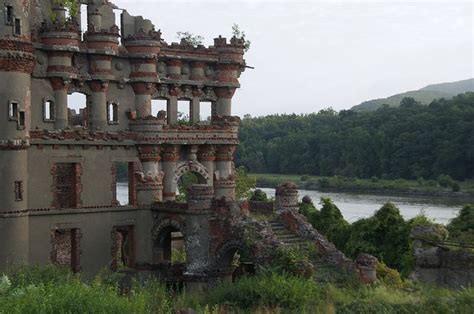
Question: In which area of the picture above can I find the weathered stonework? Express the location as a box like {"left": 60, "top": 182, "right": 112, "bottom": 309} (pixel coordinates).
{"left": 0, "top": 0, "right": 248, "bottom": 284}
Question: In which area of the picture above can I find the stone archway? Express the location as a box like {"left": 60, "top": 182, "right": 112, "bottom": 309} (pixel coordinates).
{"left": 214, "top": 240, "right": 254, "bottom": 281}
{"left": 170, "top": 161, "right": 211, "bottom": 196}
{"left": 151, "top": 218, "right": 186, "bottom": 264}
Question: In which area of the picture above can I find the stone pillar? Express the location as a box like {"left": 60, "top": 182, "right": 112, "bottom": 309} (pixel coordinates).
{"left": 132, "top": 82, "right": 155, "bottom": 118}
{"left": 275, "top": 182, "right": 299, "bottom": 211}
{"left": 50, "top": 78, "right": 69, "bottom": 129}
{"left": 136, "top": 146, "right": 163, "bottom": 205}
{"left": 166, "top": 60, "right": 182, "bottom": 80}
{"left": 190, "top": 97, "right": 200, "bottom": 124}
{"left": 185, "top": 185, "right": 213, "bottom": 274}
{"left": 215, "top": 87, "right": 235, "bottom": 116}
{"left": 88, "top": 81, "right": 108, "bottom": 131}
{"left": 214, "top": 145, "right": 236, "bottom": 200}
{"left": 162, "top": 145, "right": 180, "bottom": 201}
{"left": 198, "top": 145, "right": 215, "bottom": 187}
{"left": 168, "top": 86, "right": 179, "bottom": 125}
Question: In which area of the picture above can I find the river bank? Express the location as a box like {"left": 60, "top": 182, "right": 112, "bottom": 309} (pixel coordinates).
{"left": 251, "top": 173, "right": 474, "bottom": 201}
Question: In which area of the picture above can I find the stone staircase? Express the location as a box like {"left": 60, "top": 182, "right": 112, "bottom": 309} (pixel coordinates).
{"left": 268, "top": 220, "right": 351, "bottom": 284}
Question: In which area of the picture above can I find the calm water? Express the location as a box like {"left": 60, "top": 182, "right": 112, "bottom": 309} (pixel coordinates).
{"left": 260, "top": 188, "right": 463, "bottom": 224}
{"left": 116, "top": 183, "right": 463, "bottom": 225}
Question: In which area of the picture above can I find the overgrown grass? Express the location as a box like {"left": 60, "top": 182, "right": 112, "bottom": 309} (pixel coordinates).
{"left": 1, "top": 266, "right": 473, "bottom": 313}
{"left": 251, "top": 173, "right": 474, "bottom": 196}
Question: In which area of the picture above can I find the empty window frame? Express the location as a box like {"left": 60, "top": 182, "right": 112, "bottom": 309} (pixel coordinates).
{"left": 18, "top": 111, "right": 25, "bottom": 129}
{"left": 43, "top": 100, "right": 55, "bottom": 122}
{"left": 5, "top": 5, "right": 13, "bottom": 25}
{"left": 8, "top": 100, "right": 18, "bottom": 120}
{"left": 14, "top": 17, "right": 21, "bottom": 35}
{"left": 200, "top": 101, "right": 213, "bottom": 124}
{"left": 14, "top": 181, "right": 23, "bottom": 201}
{"left": 108, "top": 102, "right": 119, "bottom": 124}
{"left": 151, "top": 99, "right": 168, "bottom": 118}
{"left": 177, "top": 100, "right": 191, "bottom": 123}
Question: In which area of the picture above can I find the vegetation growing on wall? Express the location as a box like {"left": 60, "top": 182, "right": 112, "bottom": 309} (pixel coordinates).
{"left": 298, "top": 199, "right": 469, "bottom": 277}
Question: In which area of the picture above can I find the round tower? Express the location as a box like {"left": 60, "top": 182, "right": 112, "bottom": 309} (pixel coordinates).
{"left": 0, "top": 0, "right": 35, "bottom": 268}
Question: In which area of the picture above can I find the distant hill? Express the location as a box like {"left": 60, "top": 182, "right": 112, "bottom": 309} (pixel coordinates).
{"left": 352, "top": 78, "right": 474, "bottom": 112}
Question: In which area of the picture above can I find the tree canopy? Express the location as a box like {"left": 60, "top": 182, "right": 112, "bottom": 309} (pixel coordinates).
{"left": 237, "top": 93, "right": 474, "bottom": 180}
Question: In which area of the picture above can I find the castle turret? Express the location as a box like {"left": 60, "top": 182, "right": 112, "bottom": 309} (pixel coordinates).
{"left": 0, "top": 0, "right": 35, "bottom": 268}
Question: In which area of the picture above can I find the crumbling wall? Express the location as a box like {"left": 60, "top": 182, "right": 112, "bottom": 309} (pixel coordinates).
{"left": 411, "top": 226, "right": 474, "bottom": 288}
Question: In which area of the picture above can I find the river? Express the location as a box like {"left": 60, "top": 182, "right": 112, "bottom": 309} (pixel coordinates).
{"left": 116, "top": 183, "right": 463, "bottom": 225}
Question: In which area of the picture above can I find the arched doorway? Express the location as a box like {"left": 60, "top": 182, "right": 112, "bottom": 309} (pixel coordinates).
{"left": 152, "top": 219, "right": 186, "bottom": 265}
{"left": 176, "top": 172, "right": 207, "bottom": 202}
{"left": 215, "top": 241, "right": 255, "bottom": 282}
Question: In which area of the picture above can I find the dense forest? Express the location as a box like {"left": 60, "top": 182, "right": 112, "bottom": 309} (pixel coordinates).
{"left": 236, "top": 93, "right": 474, "bottom": 180}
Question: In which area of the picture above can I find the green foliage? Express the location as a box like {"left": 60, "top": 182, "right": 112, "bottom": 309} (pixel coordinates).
{"left": 205, "top": 273, "right": 320, "bottom": 310}
{"left": 237, "top": 93, "right": 474, "bottom": 181}
{"left": 176, "top": 172, "right": 201, "bottom": 202}
{"left": 447, "top": 204, "right": 474, "bottom": 242}
{"left": 171, "top": 247, "right": 187, "bottom": 264}
{"left": 270, "top": 246, "right": 314, "bottom": 277}
{"left": 376, "top": 262, "right": 403, "bottom": 288}
{"left": 2, "top": 266, "right": 474, "bottom": 312}
{"left": 249, "top": 188, "right": 268, "bottom": 201}
{"left": 176, "top": 31, "right": 204, "bottom": 46}
{"left": 231, "top": 23, "right": 251, "bottom": 52}
{"left": 313, "top": 198, "right": 351, "bottom": 250}
{"left": 235, "top": 166, "right": 257, "bottom": 200}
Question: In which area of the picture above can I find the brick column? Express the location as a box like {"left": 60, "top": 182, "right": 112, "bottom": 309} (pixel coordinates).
{"left": 215, "top": 87, "right": 235, "bottom": 116}
{"left": 50, "top": 78, "right": 69, "bottom": 129}
{"left": 136, "top": 146, "right": 163, "bottom": 205}
{"left": 88, "top": 81, "right": 108, "bottom": 131}
{"left": 214, "top": 145, "right": 236, "bottom": 200}
{"left": 168, "top": 86, "right": 180, "bottom": 125}
{"left": 162, "top": 145, "right": 180, "bottom": 201}
{"left": 198, "top": 145, "right": 215, "bottom": 187}
{"left": 132, "top": 82, "right": 155, "bottom": 118}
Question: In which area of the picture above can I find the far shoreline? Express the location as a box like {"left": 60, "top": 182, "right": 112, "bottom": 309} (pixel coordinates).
{"left": 251, "top": 173, "right": 474, "bottom": 203}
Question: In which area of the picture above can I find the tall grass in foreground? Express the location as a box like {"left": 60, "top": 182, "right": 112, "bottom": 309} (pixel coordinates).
{"left": 0, "top": 265, "right": 473, "bottom": 313}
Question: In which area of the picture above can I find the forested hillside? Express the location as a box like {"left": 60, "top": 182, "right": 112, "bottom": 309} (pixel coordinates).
{"left": 352, "top": 78, "right": 474, "bottom": 111}
{"left": 236, "top": 93, "right": 474, "bottom": 180}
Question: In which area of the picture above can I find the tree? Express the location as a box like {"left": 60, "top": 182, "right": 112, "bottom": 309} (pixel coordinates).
{"left": 232, "top": 24, "right": 251, "bottom": 52}
{"left": 176, "top": 31, "right": 204, "bottom": 46}
{"left": 235, "top": 166, "right": 257, "bottom": 200}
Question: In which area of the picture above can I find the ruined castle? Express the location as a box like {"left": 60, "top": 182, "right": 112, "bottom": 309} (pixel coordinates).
{"left": 0, "top": 0, "right": 251, "bottom": 282}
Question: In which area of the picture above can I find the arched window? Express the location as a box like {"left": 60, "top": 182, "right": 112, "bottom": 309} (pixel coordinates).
{"left": 67, "top": 93, "right": 87, "bottom": 127}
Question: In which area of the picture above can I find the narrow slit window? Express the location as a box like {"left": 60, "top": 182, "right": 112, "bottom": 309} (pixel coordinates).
{"left": 5, "top": 6, "right": 13, "bottom": 25}
{"left": 44, "top": 100, "right": 55, "bottom": 121}
{"left": 14, "top": 181, "right": 23, "bottom": 201}
{"left": 108, "top": 102, "right": 118, "bottom": 123}
{"left": 18, "top": 111, "right": 25, "bottom": 129}
{"left": 8, "top": 101, "right": 18, "bottom": 120}
{"left": 14, "top": 18, "right": 21, "bottom": 35}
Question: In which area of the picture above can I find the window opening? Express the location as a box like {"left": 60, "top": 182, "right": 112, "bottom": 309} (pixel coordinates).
{"left": 14, "top": 181, "right": 23, "bottom": 201}
{"left": 200, "top": 101, "right": 213, "bottom": 124}
{"left": 5, "top": 6, "right": 13, "bottom": 24}
{"left": 108, "top": 102, "right": 118, "bottom": 124}
{"left": 44, "top": 100, "right": 55, "bottom": 121}
{"left": 14, "top": 17, "right": 21, "bottom": 35}
{"left": 177, "top": 100, "right": 191, "bottom": 124}
{"left": 67, "top": 93, "right": 87, "bottom": 127}
{"left": 8, "top": 101, "right": 18, "bottom": 120}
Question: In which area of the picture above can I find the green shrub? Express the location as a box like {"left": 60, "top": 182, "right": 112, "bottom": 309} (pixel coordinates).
{"left": 318, "top": 177, "right": 330, "bottom": 189}
{"left": 437, "top": 174, "right": 455, "bottom": 188}
{"left": 300, "top": 175, "right": 310, "bottom": 181}
{"left": 376, "top": 262, "right": 403, "bottom": 288}
{"left": 250, "top": 189, "right": 268, "bottom": 202}
{"left": 206, "top": 273, "right": 320, "bottom": 310}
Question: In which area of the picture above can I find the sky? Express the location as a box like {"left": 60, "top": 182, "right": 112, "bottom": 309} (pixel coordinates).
{"left": 77, "top": 0, "right": 474, "bottom": 117}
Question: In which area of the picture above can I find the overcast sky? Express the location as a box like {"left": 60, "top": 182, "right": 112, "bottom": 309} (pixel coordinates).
{"left": 107, "top": 0, "right": 473, "bottom": 116}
